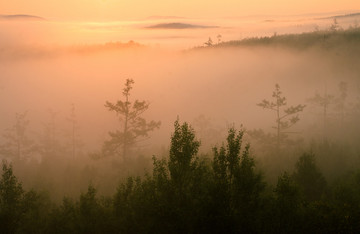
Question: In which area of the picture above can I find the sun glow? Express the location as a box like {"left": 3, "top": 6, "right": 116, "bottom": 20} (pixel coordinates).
{"left": 1, "top": 0, "right": 359, "bottom": 21}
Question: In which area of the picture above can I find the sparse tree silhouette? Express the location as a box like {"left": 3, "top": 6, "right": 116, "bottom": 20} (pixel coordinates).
{"left": 103, "top": 79, "right": 161, "bottom": 160}
{"left": 217, "top": 34, "right": 222, "bottom": 44}
{"left": 257, "top": 84, "right": 305, "bottom": 149}
{"left": 335, "top": 81, "right": 348, "bottom": 124}
{"left": 329, "top": 18, "right": 341, "bottom": 31}
{"left": 204, "top": 37, "right": 213, "bottom": 47}
{"left": 66, "top": 104, "right": 82, "bottom": 160}
{"left": 246, "top": 128, "right": 277, "bottom": 151}
{"left": 39, "top": 109, "right": 63, "bottom": 158}
{"left": 307, "top": 85, "right": 334, "bottom": 141}
{"left": 351, "top": 83, "right": 360, "bottom": 118}
{"left": 193, "top": 115, "right": 212, "bottom": 139}
{"left": 0, "top": 112, "right": 37, "bottom": 161}
{"left": 354, "top": 19, "right": 359, "bottom": 28}
{"left": 192, "top": 114, "right": 223, "bottom": 151}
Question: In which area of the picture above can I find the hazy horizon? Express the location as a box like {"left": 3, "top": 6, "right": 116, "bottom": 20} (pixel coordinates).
{"left": 1, "top": 10, "right": 360, "bottom": 52}
{"left": 2, "top": 2, "right": 360, "bottom": 232}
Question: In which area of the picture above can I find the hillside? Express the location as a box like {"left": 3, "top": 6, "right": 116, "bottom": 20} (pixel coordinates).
{"left": 0, "top": 14, "right": 45, "bottom": 21}
{"left": 197, "top": 27, "right": 360, "bottom": 51}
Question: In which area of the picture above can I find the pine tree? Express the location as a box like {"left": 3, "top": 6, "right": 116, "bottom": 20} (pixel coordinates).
{"left": 258, "top": 84, "right": 305, "bottom": 149}
{"left": 307, "top": 84, "right": 334, "bottom": 142}
{"left": 103, "top": 79, "right": 161, "bottom": 159}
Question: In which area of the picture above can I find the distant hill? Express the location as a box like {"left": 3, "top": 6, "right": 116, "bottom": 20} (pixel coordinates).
{"left": 319, "top": 12, "right": 360, "bottom": 19}
{"left": 0, "top": 14, "right": 45, "bottom": 21}
{"left": 145, "top": 22, "right": 218, "bottom": 29}
{"left": 195, "top": 27, "right": 360, "bottom": 51}
{"left": 0, "top": 40, "right": 144, "bottom": 60}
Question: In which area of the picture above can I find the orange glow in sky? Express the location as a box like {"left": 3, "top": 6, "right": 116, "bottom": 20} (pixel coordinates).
{"left": 1, "top": 0, "right": 360, "bottom": 49}
{"left": 1, "top": 0, "right": 359, "bottom": 20}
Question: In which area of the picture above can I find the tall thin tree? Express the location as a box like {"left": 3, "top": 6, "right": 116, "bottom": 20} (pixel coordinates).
{"left": 103, "top": 79, "right": 161, "bottom": 160}
{"left": 307, "top": 83, "right": 334, "bottom": 142}
{"left": 258, "top": 84, "right": 305, "bottom": 149}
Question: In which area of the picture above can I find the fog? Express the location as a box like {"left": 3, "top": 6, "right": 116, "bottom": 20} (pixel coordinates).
{"left": 1, "top": 12, "right": 359, "bottom": 48}
{"left": 1, "top": 42, "right": 359, "bottom": 148}
{"left": 3, "top": 6, "right": 360, "bottom": 232}
{"left": 1, "top": 13, "right": 360, "bottom": 201}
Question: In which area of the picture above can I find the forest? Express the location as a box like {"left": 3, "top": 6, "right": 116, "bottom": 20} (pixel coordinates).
{"left": 1, "top": 25, "right": 360, "bottom": 233}
{"left": 1, "top": 118, "right": 360, "bottom": 233}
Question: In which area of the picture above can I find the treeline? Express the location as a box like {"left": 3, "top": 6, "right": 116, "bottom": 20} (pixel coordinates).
{"left": 197, "top": 24, "right": 360, "bottom": 52}
{"left": 1, "top": 119, "right": 360, "bottom": 233}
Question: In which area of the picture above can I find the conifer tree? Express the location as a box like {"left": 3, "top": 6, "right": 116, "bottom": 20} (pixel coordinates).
{"left": 307, "top": 84, "right": 334, "bottom": 141}
{"left": 258, "top": 84, "right": 305, "bottom": 149}
{"left": 103, "top": 79, "right": 161, "bottom": 159}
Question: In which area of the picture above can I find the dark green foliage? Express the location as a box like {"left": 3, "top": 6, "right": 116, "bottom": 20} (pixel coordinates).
{"left": 166, "top": 119, "right": 209, "bottom": 233}
{"left": 18, "top": 190, "right": 52, "bottom": 233}
{"left": 328, "top": 170, "right": 360, "bottom": 232}
{"left": 210, "top": 128, "right": 265, "bottom": 233}
{"left": 275, "top": 172, "right": 300, "bottom": 209}
{"left": 2, "top": 120, "right": 360, "bottom": 233}
{"left": 168, "top": 119, "right": 200, "bottom": 190}
{"left": 0, "top": 161, "right": 53, "bottom": 234}
{"left": 0, "top": 161, "right": 24, "bottom": 234}
{"left": 113, "top": 177, "right": 141, "bottom": 233}
{"left": 78, "top": 185, "right": 103, "bottom": 233}
{"left": 49, "top": 197, "right": 78, "bottom": 233}
{"left": 272, "top": 172, "right": 303, "bottom": 233}
{"left": 49, "top": 185, "right": 115, "bottom": 234}
{"left": 293, "top": 152, "right": 327, "bottom": 202}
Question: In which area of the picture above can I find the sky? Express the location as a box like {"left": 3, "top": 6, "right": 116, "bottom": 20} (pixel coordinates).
{"left": 1, "top": 0, "right": 359, "bottom": 21}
